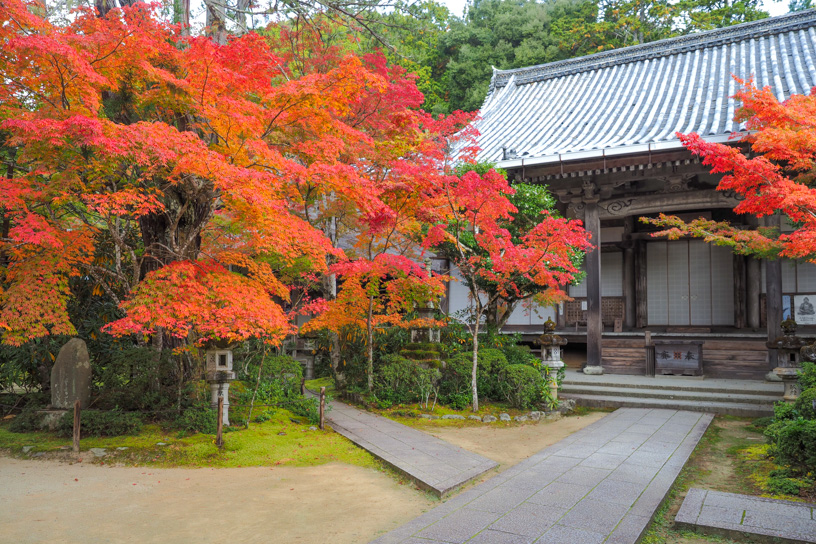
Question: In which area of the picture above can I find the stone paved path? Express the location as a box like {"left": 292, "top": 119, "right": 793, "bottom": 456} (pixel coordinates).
{"left": 323, "top": 398, "right": 498, "bottom": 497}
{"left": 676, "top": 488, "right": 816, "bottom": 543}
{"left": 370, "top": 407, "right": 713, "bottom": 544}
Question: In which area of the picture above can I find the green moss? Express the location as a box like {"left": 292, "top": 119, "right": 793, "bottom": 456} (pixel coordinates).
{"left": 0, "top": 409, "right": 375, "bottom": 469}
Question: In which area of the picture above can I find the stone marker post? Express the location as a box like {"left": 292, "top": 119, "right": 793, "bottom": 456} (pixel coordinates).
{"left": 51, "top": 338, "right": 92, "bottom": 410}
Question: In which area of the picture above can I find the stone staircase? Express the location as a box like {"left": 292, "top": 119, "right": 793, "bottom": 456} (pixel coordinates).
{"left": 560, "top": 371, "right": 784, "bottom": 417}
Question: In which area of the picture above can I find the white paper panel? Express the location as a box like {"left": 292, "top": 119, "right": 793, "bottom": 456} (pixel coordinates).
{"left": 689, "top": 240, "right": 712, "bottom": 325}
{"left": 797, "top": 261, "right": 816, "bottom": 292}
{"left": 647, "top": 241, "right": 669, "bottom": 325}
{"left": 782, "top": 259, "right": 797, "bottom": 292}
{"left": 711, "top": 245, "right": 735, "bottom": 325}
{"left": 602, "top": 252, "right": 623, "bottom": 297}
{"left": 668, "top": 242, "right": 690, "bottom": 325}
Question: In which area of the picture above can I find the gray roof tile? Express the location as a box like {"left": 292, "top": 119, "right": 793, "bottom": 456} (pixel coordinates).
{"left": 470, "top": 10, "right": 816, "bottom": 163}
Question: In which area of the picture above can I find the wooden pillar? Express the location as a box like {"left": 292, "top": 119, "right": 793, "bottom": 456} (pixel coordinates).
{"left": 585, "top": 200, "right": 603, "bottom": 371}
{"left": 622, "top": 217, "right": 636, "bottom": 329}
{"left": 635, "top": 240, "right": 647, "bottom": 328}
{"left": 734, "top": 255, "right": 746, "bottom": 329}
{"left": 746, "top": 257, "right": 761, "bottom": 329}
{"left": 766, "top": 215, "right": 783, "bottom": 370}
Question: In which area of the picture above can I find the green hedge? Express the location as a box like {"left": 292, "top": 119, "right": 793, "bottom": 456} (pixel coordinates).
{"left": 57, "top": 409, "right": 143, "bottom": 437}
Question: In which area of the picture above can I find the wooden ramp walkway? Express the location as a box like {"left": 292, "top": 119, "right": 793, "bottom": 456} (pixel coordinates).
{"left": 323, "top": 398, "right": 497, "bottom": 498}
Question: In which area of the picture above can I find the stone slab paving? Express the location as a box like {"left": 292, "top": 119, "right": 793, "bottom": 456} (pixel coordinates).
{"left": 323, "top": 397, "right": 498, "bottom": 498}
{"left": 676, "top": 488, "right": 816, "bottom": 543}
{"left": 370, "top": 407, "right": 713, "bottom": 544}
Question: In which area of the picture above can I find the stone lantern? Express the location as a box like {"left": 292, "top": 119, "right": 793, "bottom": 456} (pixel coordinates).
{"left": 412, "top": 303, "right": 441, "bottom": 343}
{"left": 537, "top": 318, "right": 567, "bottom": 401}
{"left": 205, "top": 345, "right": 235, "bottom": 425}
{"left": 768, "top": 319, "right": 806, "bottom": 403}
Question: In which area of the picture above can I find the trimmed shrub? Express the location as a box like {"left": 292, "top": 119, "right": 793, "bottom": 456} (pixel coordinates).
{"left": 773, "top": 418, "right": 816, "bottom": 472}
{"left": 57, "top": 409, "right": 143, "bottom": 437}
{"left": 799, "top": 361, "right": 816, "bottom": 390}
{"left": 8, "top": 406, "right": 46, "bottom": 433}
{"left": 795, "top": 387, "right": 816, "bottom": 420}
{"left": 500, "top": 364, "right": 543, "bottom": 409}
{"left": 173, "top": 404, "right": 218, "bottom": 435}
{"left": 501, "top": 343, "right": 538, "bottom": 367}
{"left": 374, "top": 355, "right": 419, "bottom": 407}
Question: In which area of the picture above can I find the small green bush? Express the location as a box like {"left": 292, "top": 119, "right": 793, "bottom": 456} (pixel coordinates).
{"left": 57, "top": 409, "right": 143, "bottom": 437}
{"left": 375, "top": 355, "right": 419, "bottom": 406}
{"left": 795, "top": 387, "right": 816, "bottom": 420}
{"left": 774, "top": 401, "right": 799, "bottom": 421}
{"left": 285, "top": 397, "right": 320, "bottom": 424}
{"left": 442, "top": 392, "right": 471, "bottom": 410}
{"left": 173, "top": 404, "right": 218, "bottom": 435}
{"left": 767, "top": 476, "right": 802, "bottom": 495}
{"left": 773, "top": 418, "right": 816, "bottom": 472}
{"left": 799, "top": 361, "right": 816, "bottom": 390}
{"left": 501, "top": 343, "right": 538, "bottom": 367}
{"left": 8, "top": 406, "right": 46, "bottom": 433}
{"left": 500, "top": 364, "right": 543, "bottom": 409}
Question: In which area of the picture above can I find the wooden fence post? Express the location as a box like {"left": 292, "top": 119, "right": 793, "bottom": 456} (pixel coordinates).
{"left": 301, "top": 377, "right": 306, "bottom": 396}
{"left": 216, "top": 396, "right": 224, "bottom": 448}
{"left": 72, "top": 399, "right": 81, "bottom": 454}
{"left": 319, "top": 387, "right": 325, "bottom": 430}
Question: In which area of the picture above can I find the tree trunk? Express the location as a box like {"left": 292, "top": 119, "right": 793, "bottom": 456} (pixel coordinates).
{"left": 471, "top": 319, "right": 480, "bottom": 412}
{"left": 204, "top": 0, "right": 228, "bottom": 45}
{"left": 321, "top": 271, "right": 346, "bottom": 388}
{"left": 366, "top": 295, "right": 374, "bottom": 392}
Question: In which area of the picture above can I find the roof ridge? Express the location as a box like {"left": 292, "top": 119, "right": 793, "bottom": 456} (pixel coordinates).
{"left": 490, "top": 9, "right": 816, "bottom": 90}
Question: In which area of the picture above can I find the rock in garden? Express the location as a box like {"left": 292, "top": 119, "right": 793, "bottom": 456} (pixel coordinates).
{"left": 557, "top": 399, "right": 576, "bottom": 413}
{"left": 528, "top": 412, "right": 541, "bottom": 421}
{"left": 50, "top": 338, "right": 92, "bottom": 410}
{"left": 156, "top": 442, "right": 169, "bottom": 446}
{"left": 116, "top": 447, "right": 129, "bottom": 451}
{"left": 468, "top": 415, "right": 481, "bottom": 421}
{"left": 22, "top": 446, "right": 33, "bottom": 454}
{"left": 442, "top": 415, "right": 465, "bottom": 420}
{"left": 482, "top": 415, "right": 497, "bottom": 423}
{"left": 419, "top": 414, "right": 440, "bottom": 420}
{"left": 499, "top": 413, "right": 511, "bottom": 421}
{"left": 309, "top": 426, "right": 318, "bottom": 431}
{"left": 90, "top": 448, "right": 107, "bottom": 458}
{"left": 514, "top": 415, "right": 529, "bottom": 422}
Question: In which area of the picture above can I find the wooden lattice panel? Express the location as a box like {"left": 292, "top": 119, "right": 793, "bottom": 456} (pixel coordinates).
{"left": 565, "top": 297, "right": 625, "bottom": 326}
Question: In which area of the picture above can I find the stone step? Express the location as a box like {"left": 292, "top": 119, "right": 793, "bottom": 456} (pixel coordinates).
{"left": 561, "top": 384, "right": 781, "bottom": 405}
{"left": 560, "top": 393, "right": 775, "bottom": 417}
{"left": 561, "top": 373, "right": 783, "bottom": 396}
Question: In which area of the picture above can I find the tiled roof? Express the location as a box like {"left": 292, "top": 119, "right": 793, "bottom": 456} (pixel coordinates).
{"left": 471, "top": 10, "right": 816, "bottom": 165}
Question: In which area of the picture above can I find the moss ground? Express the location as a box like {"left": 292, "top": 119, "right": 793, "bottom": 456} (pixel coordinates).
{"left": 0, "top": 408, "right": 378, "bottom": 470}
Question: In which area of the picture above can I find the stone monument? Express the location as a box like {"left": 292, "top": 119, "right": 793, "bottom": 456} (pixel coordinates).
{"left": 768, "top": 319, "right": 807, "bottom": 403}
{"left": 50, "top": 338, "right": 92, "bottom": 409}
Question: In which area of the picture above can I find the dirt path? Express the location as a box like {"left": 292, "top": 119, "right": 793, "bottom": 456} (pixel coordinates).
{"left": 0, "top": 414, "right": 605, "bottom": 544}
{"left": 426, "top": 412, "right": 607, "bottom": 469}
{"left": 0, "top": 459, "right": 430, "bottom": 544}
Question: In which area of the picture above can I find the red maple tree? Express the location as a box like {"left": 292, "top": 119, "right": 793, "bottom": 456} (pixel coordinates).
{"left": 0, "top": 1, "right": 467, "bottom": 355}
{"left": 425, "top": 167, "right": 591, "bottom": 411}
{"left": 647, "top": 81, "right": 816, "bottom": 262}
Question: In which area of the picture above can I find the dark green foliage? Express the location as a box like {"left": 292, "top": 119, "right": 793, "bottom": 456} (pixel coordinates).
{"left": 771, "top": 419, "right": 816, "bottom": 472}
{"left": 399, "top": 349, "right": 443, "bottom": 361}
{"left": 500, "top": 364, "right": 543, "bottom": 409}
{"left": 799, "top": 361, "right": 816, "bottom": 390}
{"left": 285, "top": 397, "right": 320, "bottom": 425}
{"left": 795, "top": 388, "right": 816, "bottom": 420}
{"left": 374, "top": 355, "right": 420, "bottom": 407}
{"left": 57, "top": 409, "right": 143, "bottom": 437}
{"left": 8, "top": 406, "right": 47, "bottom": 433}
{"left": 767, "top": 475, "right": 802, "bottom": 495}
{"left": 173, "top": 404, "right": 218, "bottom": 435}
{"left": 442, "top": 392, "right": 472, "bottom": 410}
{"left": 501, "top": 342, "right": 538, "bottom": 367}
{"left": 774, "top": 401, "right": 799, "bottom": 421}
